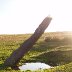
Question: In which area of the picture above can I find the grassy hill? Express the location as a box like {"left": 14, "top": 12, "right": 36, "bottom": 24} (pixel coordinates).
{"left": 0, "top": 31, "right": 72, "bottom": 72}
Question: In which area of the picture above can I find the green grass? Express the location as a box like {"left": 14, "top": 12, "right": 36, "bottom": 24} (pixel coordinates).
{"left": 0, "top": 32, "right": 72, "bottom": 72}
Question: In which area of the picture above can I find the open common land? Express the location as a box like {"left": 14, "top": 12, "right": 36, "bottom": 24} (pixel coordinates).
{"left": 0, "top": 32, "right": 72, "bottom": 72}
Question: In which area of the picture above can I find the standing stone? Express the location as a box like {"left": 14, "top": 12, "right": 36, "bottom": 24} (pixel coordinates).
{"left": 3, "top": 16, "right": 52, "bottom": 69}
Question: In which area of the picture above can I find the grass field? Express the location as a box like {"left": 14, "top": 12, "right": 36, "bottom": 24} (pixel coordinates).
{"left": 0, "top": 31, "right": 72, "bottom": 72}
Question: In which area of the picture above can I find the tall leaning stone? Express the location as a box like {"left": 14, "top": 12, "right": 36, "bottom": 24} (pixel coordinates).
{"left": 3, "top": 16, "right": 52, "bottom": 69}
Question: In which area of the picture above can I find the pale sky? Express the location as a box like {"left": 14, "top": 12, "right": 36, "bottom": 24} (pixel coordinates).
{"left": 0, "top": 0, "right": 72, "bottom": 34}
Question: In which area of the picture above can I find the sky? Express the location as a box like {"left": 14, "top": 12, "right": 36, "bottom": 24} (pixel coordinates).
{"left": 0, "top": 0, "right": 72, "bottom": 34}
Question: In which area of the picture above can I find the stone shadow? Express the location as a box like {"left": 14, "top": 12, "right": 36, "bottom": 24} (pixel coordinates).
{"left": 25, "top": 50, "right": 72, "bottom": 66}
